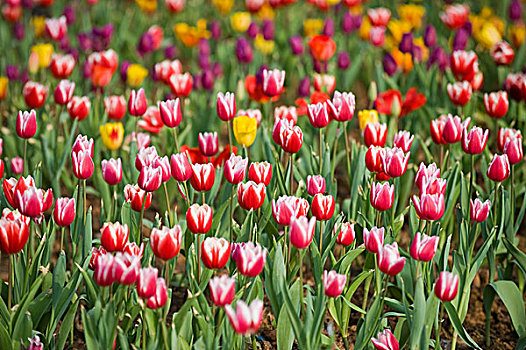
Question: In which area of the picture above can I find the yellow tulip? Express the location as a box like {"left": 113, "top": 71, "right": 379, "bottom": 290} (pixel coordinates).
{"left": 213, "top": 0, "right": 234, "bottom": 14}
{"left": 30, "top": 16, "right": 46, "bottom": 38}
{"left": 255, "top": 35, "right": 275, "bottom": 55}
{"left": 231, "top": 12, "right": 251, "bottom": 32}
{"left": 233, "top": 115, "right": 258, "bottom": 148}
{"left": 126, "top": 64, "right": 149, "bottom": 87}
{"left": 0, "top": 77, "right": 8, "bottom": 100}
{"left": 256, "top": 3, "right": 274, "bottom": 20}
{"left": 31, "top": 44, "right": 54, "bottom": 69}
{"left": 136, "top": 0, "right": 157, "bottom": 12}
{"left": 413, "top": 38, "right": 429, "bottom": 62}
{"left": 475, "top": 22, "right": 502, "bottom": 49}
{"left": 359, "top": 18, "right": 372, "bottom": 41}
{"left": 387, "top": 19, "right": 413, "bottom": 43}
{"left": 303, "top": 19, "right": 324, "bottom": 37}
{"left": 391, "top": 48, "right": 413, "bottom": 73}
{"left": 174, "top": 21, "right": 210, "bottom": 47}
{"left": 358, "top": 110, "right": 379, "bottom": 131}
{"left": 397, "top": 4, "right": 425, "bottom": 29}
{"left": 100, "top": 123, "right": 124, "bottom": 150}
{"left": 509, "top": 23, "right": 525, "bottom": 47}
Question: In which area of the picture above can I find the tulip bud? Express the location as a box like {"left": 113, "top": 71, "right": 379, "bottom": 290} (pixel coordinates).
{"left": 201, "top": 237, "right": 231, "bottom": 269}
{"left": 128, "top": 88, "right": 147, "bottom": 117}
{"left": 169, "top": 73, "right": 193, "bottom": 97}
{"left": 137, "top": 267, "right": 158, "bottom": 299}
{"left": 104, "top": 95, "right": 127, "bottom": 120}
{"left": 447, "top": 81, "right": 472, "bottom": 106}
{"left": 491, "top": 41, "right": 515, "bottom": 66}
{"left": 363, "top": 123, "right": 387, "bottom": 147}
{"left": 186, "top": 203, "right": 213, "bottom": 234}
{"left": 323, "top": 270, "right": 346, "bottom": 297}
{"left": 412, "top": 190, "right": 445, "bottom": 222}
{"left": 311, "top": 194, "right": 335, "bottom": 221}
{"left": 100, "top": 222, "right": 129, "bottom": 252}
{"left": 124, "top": 184, "right": 152, "bottom": 212}
{"left": 370, "top": 182, "right": 394, "bottom": 212}
{"left": 101, "top": 158, "right": 122, "bottom": 185}
{"left": 209, "top": 275, "right": 235, "bottom": 307}
{"left": 237, "top": 181, "right": 265, "bottom": 211}
{"left": 225, "top": 299, "right": 264, "bottom": 335}
{"left": 224, "top": 154, "right": 248, "bottom": 185}
{"left": 442, "top": 114, "right": 470, "bottom": 144}
{"left": 332, "top": 91, "right": 355, "bottom": 122}
{"left": 272, "top": 195, "right": 310, "bottom": 226}
{"left": 217, "top": 92, "right": 236, "bottom": 121}
{"left": 382, "top": 147, "right": 410, "bottom": 178}
{"left": 371, "top": 329, "right": 399, "bottom": 350}
{"left": 16, "top": 186, "right": 53, "bottom": 218}
{"left": 410, "top": 232, "right": 439, "bottom": 262}
{"left": 16, "top": 110, "right": 37, "bottom": 139}
{"left": 424, "top": 25, "right": 437, "bottom": 47}
{"left": 190, "top": 163, "right": 215, "bottom": 192}
{"left": 503, "top": 138, "right": 523, "bottom": 165}
{"left": 470, "top": 198, "right": 491, "bottom": 223}
{"left": 279, "top": 124, "right": 304, "bottom": 154}
{"left": 363, "top": 226, "right": 384, "bottom": 254}
{"left": 71, "top": 148, "right": 94, "bottom": 180}
{"left": 334, "top": 222, "right": 355, "bottom": 246}
{"left": 307, "top": 175, "right": 326, "bottom": 196}
{"left": 232, "top": 242, "right": 267, "bottom": 277}
{"left": 378, "top": 242, "right": 405, "bottom": 275}
{"left": 23, "top": 81, "right": 48, "bottom": 109}
{"left": 138, "top": 164, "right": 162, "bottom": 192}
{"left": 434, "top": 271, "right": 459, "bottom": 302}
{"left": 54, "top": 79, "right": 75, "bottom": 105}
{"left": 198, "top": 132, "right": 218, "bottom": 157}
{"left": 0, "top": 212, "right": 30, "bottom": 255}
{"left": 307, "top": 102, "right": 331, "bottom": 128}
{"left": 289, "top": 216, "right": 316, "bottom": 249}
{"left": 67, "top": 96, "right": 91, "bottom": 121}
{"left": 248, "top": 161, "right": 272, "bottom": 186}
{"left": 94, "top": 253, "right": 115, "bottom": 286}
{"left": 393, "top": 131, "right": 414, "bottom": 153}
{"left": 159, "top": 98, "right": 182, "bottom": 128}
{"left": 150, "top": 225, "right": 182, "bottom": 261}
{"left": 262, "top": 69, "right": 285, "bottom": 97}
{"left": 487, "top": 154, "right": 510, "bottom": 182}
{"left": 53, "top": 197, "right": 75, "bottom": 227}
{"left": 170, "top": 152, "right": 192, "bottom": 182}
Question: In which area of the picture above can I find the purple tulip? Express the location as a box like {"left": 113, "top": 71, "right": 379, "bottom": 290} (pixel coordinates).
{"left": 341, "top": 11, "right": 352, "bottom": 33}
{"left": 313, "top": 60, "right": 327, "bottom": 74}
{"left": 201, "top": 70, "right": 214, "bottom": 90}
{"left": 236, "top": 38, "right": 253, "bottom": 63}
{"left": 120, "top": 61, "right": 131, "bottom": 82}
{"left": 247, "top": 22, "right": 259, "bottom": 39}
{"left": 509, "top": 0, "right": 522, "bottom": 21}
{"left": 63, "top": 5, "right": 75, "bottom": 25}
{"left": 428, "top": 46, "right": 449, "bottom": 72}
{"left": 289, "top": 35, "right": 304, "bottom": 55}
{"left": 383, "top": 53, "right": 397, "bottom": 76}
{"left": 13, "top": 22, "right": 25, "bottom": 41}
{"left": 399, "top": 32, "right": 413, "bottom": 53}
{"left": 262, "top": 20, "right": 274, "bottom": 40}
{"left": 210, "top": 20, "right": 221, "bottom": 39}
{"left": 164, "top": 45, "right": 177, "bottom": 60}
{"left": 452, "top": 28, "right": 469, "bottom": 51}
{"left": 198, "top": 39, "right": 210, "bottom": 55}
{"left": 323, "top": 18, "right": 334, "bottom": 37}
{"left": 78, "top": 33, "right": 92, "bottom": 52}
{"left": 212, "top": 62, "right": 223, "bottom": 77}
{"left": 6, "top": 65, "right": 20, "bottom": 81}
{"left": 424, "top": 25, "right": 436, "bottom": 47}
{"left": 298, "top": 77, "right": 311, "bottom": 97}
{"left": 338, "top": 52, "right": 350, "bottom": 70}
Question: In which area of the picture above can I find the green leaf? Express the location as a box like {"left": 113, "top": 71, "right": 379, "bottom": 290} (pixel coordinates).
{"left": 52, "top": 251, "right": 67, "bottom": 308}
{"left": 277, "top": 280, "right": 301, "bottom": 350}
{"left": 56, "top": 298, "right": 80, "bottom": 350}
{"left": 409, "top": 277, "right": 425, "bottom": 350}
{"left": 443, "top": 302, "right": 482, "bottom": 350}
{"left": 483, "top": 281, "right": 526, "bottom": 338}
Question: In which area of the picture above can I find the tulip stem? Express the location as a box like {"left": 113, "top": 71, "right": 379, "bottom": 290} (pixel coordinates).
{"left": 139, "top": 199, "right": 146, "bottom": 243}
{"left": 183, "top": 181, "right": 191, "bottom": 209}
{"left": 511, "top": 165, "right": 515, "bottom": 231}
{"left": 289, "top": 153, "right": 294, "bottom": 195}
{"left": 164, "top": 260, "right": 171, "bottom": 290}
{"left": 299, "top": 250, "right": 304, "bottom": 317}
{"left": 493, "top": 183, "right": 499, "bottom": 227}
{"left": 163, "top": 183, "right": 173, "bottom": 227}
{"left": 7, "top": 254, "right": 12, "bottom": 311}
{"left": 60, "top": 227, "right": 65, "bottom": 253}
{"left": 197, "top": 234, "right": 201, "bottom": 284}
{"left": 469, "top": 155, "right": 475, "bottom": 203}
{"left": 173, "top": 127, "right": 180, "bottom": 153}
{"left": 319, "top": 221, "right": 324, "bottom": 255}
{"left": 319, "top": 128, "right": 323, "bottom": 175}
{"left": 23, "top": 139, "right": 28, "bottom": 176}
{"left": 229, "top": 185, "right": 234, "bottom": 242}
{"left": 83, "top": 180, "right": 87, "bottom": 223}
{"left": 343, "top": 123, "right": 352, "bottom": 189}
{"left": 227, "top": 119, "right": 232, "bottom": 152}
{"left": 142, "top": 307, "right": 147, "bottom": 350}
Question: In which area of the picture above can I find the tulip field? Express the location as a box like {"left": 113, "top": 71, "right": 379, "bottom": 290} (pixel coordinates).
{"left": 2, "top": 0, "right": 526, "bottom": 349}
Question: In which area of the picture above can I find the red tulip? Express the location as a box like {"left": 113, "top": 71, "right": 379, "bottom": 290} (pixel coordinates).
{"left": 17, "top": 186, "right": 53, "bottom": 218}
{"left": 442, "top": 114, "right": 470, "bottom": 144}
{"left": 45, "top": 15, "right": 67, "bottom": 40}
{"left": 470, "top": 72, "right": 484, "bottom": 91}
{"left": 332, "top": 91, "right": 355, "bottom": 122}
{"left": 262, "top": 69, "right": 285, "bottom": 97}
{"left": 16, "top": 110, "right": 37, "bottom": 139}
{"left": 370, "top": 182, "right": 394, "bottom": 212}
{"left": 323, "top": 270, "right": 346, "bottom": 297}
{"left": 217, "top": 92, "right": 236, "bottom": 121}
{"left": 470, "top": 198, "right": 491, "bottom": 223}
{"left": 504, "top": 138, "right": 523, "bottom": 165}
{"left": 101, "top": 158, "right": 122, "bottom": 186}
{"left": 71, "top": 148, "right": 94, "bottom": 180}
{"left": 440, "top": 4, "right": 469, "bottom": 29}
{"left": 272, "top": 118, "right": 292, "bottom": 145}
{"left": 363, "top": 122, "right": 387, "bottom": 147}
{"left": 369, "top": 26, "right": 386, "bottom": 46}
{"left": 382, "top": 147, "right": 410, "bottom": 178}
{"left": 89, "top": 246, "right": 108, "bottom": 270}
{"left": 137, "top": 267, "right": 158, "bottom": 299}
{"left": 147, "top": 277, "right": 168, "bottom": 309}
{"left": 484, "top": 91, "right": 509, "bottom": 119}
{"left": 171, "top": 152, "right": 192, "bottom": 182}
{"left": 139, "top": 106, "right": 165, "bottom": 133}
{"left": 461, "top": 126, "right": 488, "bottom": 154}
{"left": 73, "top": 134, "right": 94, "bottom": 157}
{"left": 104, "top": 95, "right": 127, "bottom": 120}
{"left": 365, "top": 146, "right": 385, "bottom": 174}
{"left": 308, "top": 35, "right": 336, "bottom": 61}
{"left": 378, "top": 243, "right": 405, "bottom": 275}
{"left": 123, "top": 241, "right": 144, "bottom": 258}
{"left": 272, "top": 195, "right": 310, "bottom": 226}
{"left": 248, "top": 161, "right": 272, "bottom": 186}
{"left": 100, "top": 222, "right": 129, "bottom": 252}
{"left": 364, "top": 226, "right": 385, "bottom": 254}
{"left": 2, "top": 178, "right": 17, "bottom": 208}
{"left": 53, "top": 197, "right": 75, "bottom": 227}
{"left": 311, "top": 193, "right": 335, "bottom": 221}
{"left": 279, "top": 124, "right": 303, "bottom": 153}
{"left": 434, "top": 271, "right": 459, "bottom": 302}
{"left": 159, "top": 98, "right": 182, "bottom": 128}
{"left": 111, "top": 253, "right": 140, "bottom": 286}
{"left": 0, "top": 210, "right": 30, "bottom": 254}
{"left": 237, "top": 181, "right": 265, "bottom": 211}
{"left": 334, "top": 222, "right": 355, "bottom": 246}
{"left": 209, "top": 275, "right": 235, "bottom": 307}
{"left": 67, "top": 96, "right": 91, "bottom": 121}
{"left": 505, "top": 73, "right": 526, "bottom": 101}
{"left": 313, "top": 74, "right": 336, "bottom": 94}
{"left": 138, "top": 164, "right": 162, "bottom": 192}
{"left": 289, "top": 216, "right": 315, "bottom": 249}
{"left": 135, "top": 146, "right": 159, "bottom": 171}
{"left": 307, "top": 175, "right": 326, "bottom": 196}
{"left": 23, "top": 81, "right": 48, "bottom": 109}
{"left": 88, "top": 49, "right": 119, "bottom": 88}
{"left": 393, "top": 131, "right": 414, "bottom": 153}
{"left": 372, "top": 329, "right": 399, "bottom": 350}
{"left": 169, "top": 73, "right": 193, "bottom": 97}
{"left": 367, "top": 7, "right": 391, "bottom": 26}
{"left": 154, "top": 59, "right": 182, "bottom": 84}
{"left": 224, "top": 154, "right": 248, "bottom": 185}
{"left": 186, "top": 203, "right": 213, "bottom": 234}
{"left": 124, "top": 184, "right": 152, "bottom": 212}
{"left": 198, "top": 132, "right": 219, "bottom": 157}
{"left": 487, "top": 154, "right": 510, "bottom": 182}
{"left": 232, "top": 242, "right": 267, "bottom": 277}
{"left": 150, "top": 225, "right": 182, "bottom": 261}
{"left": 491, "top": 41, "right": 514, "bottom": 66}
{"left": 307, "top": 102, "right": 331, "bottom": 128}
{"left": 50, "top": 54, "right": 75, "bottom": 79}
{"left": 201, "top": 237, "right": 231, "bottom": 269}
{"left": 128, "top": 88, "right": 147, "bottom": 117}
{"left": 430, "top": 115, "right": 447, "bottom": 145}
{"left": 412, "top": 191, "right": 445, "bottom": 221}
{"left": 274, "top": 106, "right": 297, "bottom": 124}
{"left": 54, "top": 80, "right": 75, "bottom": 105}
{"left": 450, "top": 50, "right": 478, "bottom": 81}
{"left": 94, "top": 253, "right": 115, "bottom": 287}
{"left": 0, "top": 160, "right": 3, "bottom": 179}
{"left": 497, "top": 128, "right": 522, "bottom": 153}
{"left": 225, "top": 299, "right": 264, "bottom": 335}
{"left": 447, "top": 81, "right": 472, "bottom": 106}
{"left": 410, "top": 232, "right": 439, "bottom": 262}
{"left": 190, "top": 163, "right": 215, "bottom": 192}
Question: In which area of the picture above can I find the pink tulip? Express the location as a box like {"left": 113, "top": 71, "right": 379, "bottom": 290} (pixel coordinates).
{"left": 381, "top": 147, "right": 410, "bottom": 178}
{"left": 370, "top": 182, "right": 394, "bottom": 212}
{"left": 94, "top": 253, "right": 115, "bottom": 287}
{"left": 171, "top": 152, "right": 193, "bottom": 182}
{"left": 289, "top": 216, "right": 316, "bottom": 249}
{"left": 334, "top": 222, "right": 355, "bottom": 246}
{"left": 198, "top": 132, "right": 219, "bottom": 157}
{"left": 112, "top": 252, "right": 140, "bottom": 285}
{"left": 371, "top": 329, "right": 399, "bottom": 350}
{"left": 503, "top": 138, "right": 523, "bottom": 165}
{"left": 410, "top": 232, "right": 439, "bottom": 262}
{"left": 307, "top": 175, "right": 326, "bottom": 196}
{"left": 147, "top": 278, "right": 168, "bottom": 309}
{"left": 71, "top": 149, "right": 94, "bottom": 180}
{"left": 53, "top": 197, "right": 76, "bottom": 227}
{"left": 363, "top": 226, "right": 384, "bottom": 254}
{"left": 470, "top": 198, "right": 491, "bottom": 223}
{"left": 137, "top": 267, "right": 158, "bottom": 299}
{"left": 393, "top": 130, "right": 414, "bottom": 153}
{"left": 159, "top": 98, "right": 182, "bottom": 128}
{"left": 217, "top": 92, "right": 236, "bottom": 121}
{"left": 487, "top": 154, "right": 510, "bottom": 182}
{"left": 461, "top": 126, "right": 488, "bottom": 154}
{"left": 332, "top": 91, "right": 355, "bottom": 122}
{"left": 434, "top": 271, "right": 459, "bottom": 302}
{"left": 224, "top": 154, "right": 248, "bottom": 185}
{"left": 378, "top": 243, "right": 406, "bottom": 275}
{"left": 272, "top": 195, "right": 310, "bottom": 226}
{"left": 225, "top": 299, "right": 264, "bottom": 335}
{"left": 138, "top": 164, "right": 163, "bottom": 192}
{"left": 412, "top": 192, "right": 445, "bottom": 221}
{"left": 128, "top": 88, "right": 147, "bottom": 117}
{"left": 414, "top": 162, "right": 440, "bottom": 190}
{"left": 101, "top": 158, "right": 123, "bottom": 186}
{"left": 209, "top": 275, "right": 235, "bottom": 307}
{"left": 16, "top": 110, "right": 37, "bottom": 139}
{"left": 307, "top": 102, "right": 331, "bottom": 128}
{"left": 262, "top": 69, "right": 285, "bottom": 97}
{"left": 232, "top": 242, "right": 267, "bottom": 277}
{"left": 323, "top": 270, "right": 346, "bottom": 297}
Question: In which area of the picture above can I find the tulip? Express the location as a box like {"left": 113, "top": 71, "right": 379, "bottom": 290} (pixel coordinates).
{"left": 307, "top": 102, "right": 331, "bottom": 128}
{"left": 370, "top": 182, "right": 394, "bottom": 212}
{"left": 382, "top": 147, "right": 410, "bottom": 178}
{"left": 190, "top": 163, "right": 215, "bottom": 192}
{"left": 237, "top": 181, "right": 265, "bottom": 211}
{"left": 365, "top": 146, "right": 385, "bottom": 174}
{"left": 209, "top": 275, "right": 235, "bottom": 307}
{"left": 138, "top": 165, "right": 162, "bottom": 192}
{"left": 225, "top": 299, "right": 264, "bottom": 335}
{"left": 447, "top": 81, "right": 472, "bottom": 106}
{"left": 311, "top": 194, "right": 335, "bottom": 221}
{"left": 337, "top": 52, "right": 350, "bottom": 70}
{"left": 504, "top": 73, "right": 526, "bottom": 102}
{"left": 378, "top": 243, "right": 405, "bottom": 275}
{"left": 2, "top": 178, "right": 17, "bottom": 208}
{"left": 198, "top": 132, "right": 218, "bottom": 157}
{"left": 101, "top": 158, "right": 122, "bottom": 186}
{"left": 54, "top": 80, "right": 75, "bottom": 105}
{"left": 72, "top": 134, "right": 94, "bottom": 156}
{"left": 23, "top": 81, "right": 48, "bottom": 109}
{"left": 289, "top": 35, "right": 304, "bottom": 55}
{"left": 497, "top": 128, "right": 522, "bottom": 153}
{"left": 201, "top": 237, "right": 231, "bottom": 269}
{"left": 484, "top": 91, "right": 509, "bottom": 119}
{"left": 410, "top": 232, "right": 439, "bottom": 262}
{"left": 10, "top": 158, "right": 23, "bottom": 175}
{"left": 509, "top": 0, "right": 522, "bottom": 20}
{"left": 313, "top": 74, "right": 336, "bottom": 94}
{"left": 71, "top": 149, "right": 94, "bottom": 180}
{"left": 434, "top": 271, "right": 459, "bottom": 302}
{"left": 367, "top": 8, "right": 391, "bottom": 26}
{"left": 224, "top": 154, "right": 248, "bottom": 185}
{"left": 0, "top": 214, "right": 30, "bottom": 255}
{"left": 487, "top": 154, "right": 510, "bottom": 182}
{"left": 248, "top": 161, "right": 272, "bottom": 186}
{"left": 124, "top": 184, "right": 152, "bottom": 212}
{"left": 450, "top": 50, "right": 478, "bottom": 81}
{"left": 332, "top": 91, "right": 355, "bottom": 122}
{"left": 363, "top": 122, "right": 387, "bottom": 147}
{"left": 241, "top": 109, "right": 264, "bottom": 125}
{"left": 262, "top": 69, "right": 285, "bottom": 97}
{"left": 424, "top": 25, "right": 437, "bottom": 47}
{"left": 112, "top": 252, "right": 140, "bottom": 285}
{"left": 128, "top": 88, "right": 147, "bottom": 116}
{"left": 442, "top": 114, "right": 470, "bottom": 144}
{"left": 334, "top": 222, "right": 355, "bottom": 246}
{"left": 393, "top": 131, "right": 414, "bottom": 153}
{"left": 461, "top": 126, "right": 488, "bottom": 154}
{"left": 470, "top": 198, "right": 491, "bottom": 223}
{"left": 45, "top": 15, "right": 67, "bottom": 40}
{"left": 94, "top": 253, "right": 115, "bottom": 287}
{"left": 279, "top": 124, "right": 303, "bottom": 154}
{"left": 67, "top": 96, "right": 91, "bottom": 120}
{"left": 307, "top": 175, "right": 326, "bottom": 196}
{"left": 440, "top": 4, "right": 469, "bottom": 29}
{"left": 17, "top": 186, "right": 53, "bottom": 218}
{"left": 323, "top": 270, "right": 346, "bottom": 297}
{"left": 504, "top": 138, "right": 523, "bottom": 165}
{"left": 104, "top": 95, "right": 126, "bottom": 120}
{"left": 100, "top": 122, "right": 124, "bottom": 150}
{"left": 363, "top": 226, "right": 385, "bottom": 254}
{"left": 371, "top": 329, "right": 399, "bottom": 350}
{"left": 169, "top": 73, "right": 193, "bottom": 97}
{"left": 233, "top": 115, "right": 258, "bottom": 148}
{"left": 272, "top": 119, "right": 292, "bottom": 146}
{"left": 137, "top": 267, "right": 158, "bottom": 299}
{"left": 289, "top": 214, "right": 317, "bottom": 249}
{"left": 100, "top": 222, "right": 129, "bottom": 252}
{"left": 148, "top": 225, "right": 180, "bottom": 262}
{"left": 16, "top": 110, "right": 37, "bottom": 139}
{"left": 53, "top": 197, "right": 75, "bottom": 227}
{"left": 412, "top": 191, "right": 445, "bottom": 221}
{"left": 430, "top": 115, "right": 447, "bottom": 145}
{"left": 232, "top": 242, "right": 267, "bottom": 277}
{"left": 217, "top": 92, "right": 236, "bottom": 121}
{"left": 159, "top": 98, "right": 182, "bottom": 128}
{"left": 146, "top": 277, "right": 168, "bottom": 309}
{"left": 171, "top": 152, "right": 192, "bottom": 182}
{"left": 50, "top": 54, "right": 75, "bottom": 79}
{"left": 491, "top": 41, "right": 514, "bottom": 66}
{"left": 186, "top": 203, "right": 213, "bottom": 234}
{"left": 0, "top": 160, "right": 3, "bottom": 179}
{"left": 272, "top": 196, "right": 310, "bottom": 226}
{"left": 369, "top": 26, "right": 386, "bottom": 46}
{"left": 123, "top": 241, "right": 144, "bottom": 258}
{"left": 139, "top": 107, "right": 163, "bottom": 134}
